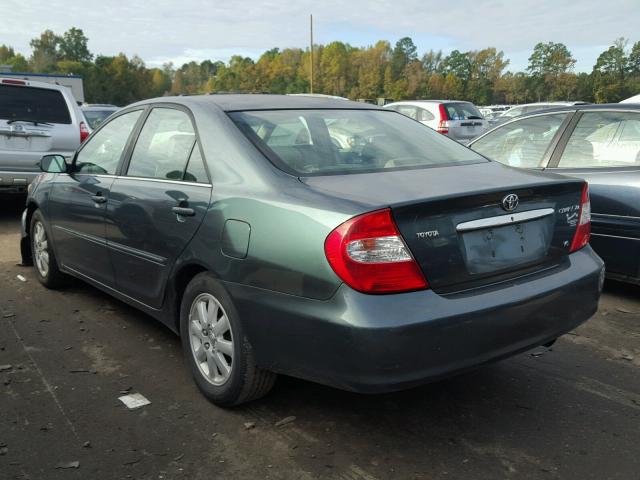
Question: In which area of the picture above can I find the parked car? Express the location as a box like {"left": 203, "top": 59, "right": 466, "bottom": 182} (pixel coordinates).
{"left": 22, "top": 95, "right": 603, "bottom": 406}
{"left": 81, "top": 104, "right": 119, "bottom": 131}
{"left": 470, "top": 104, "right": 640, "bottom": 285}
{"left": 0, "top": 78, "right": 88, "bottom": 192}
{"left": 384, "top": 100, "right": 489, "bottom": 144}
{"left": 493, "top": 102, "right": 590, "bottom": 126}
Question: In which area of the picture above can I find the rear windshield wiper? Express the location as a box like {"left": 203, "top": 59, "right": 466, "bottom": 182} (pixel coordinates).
{"left": 6, "top": 118, "right": 53, "bottom": 126}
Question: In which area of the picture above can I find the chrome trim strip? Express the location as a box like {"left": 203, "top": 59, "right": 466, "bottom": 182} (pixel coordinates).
{"left": 456, "top": 208, "right": 555, "bottom": 233}
{"left": 591, "top": 233, "right": 640, "bottom": 241}
{"left": 53, "top": 225, "right": 106, "bottom": 246}
{"left": 107, "top": 240, "right": 167, "bottom": 265}
{"left": 592, "top": 212, "right": 640, "bottom": 221}
{"left": 114, "top": 175, "right": 212, "bottom": 188}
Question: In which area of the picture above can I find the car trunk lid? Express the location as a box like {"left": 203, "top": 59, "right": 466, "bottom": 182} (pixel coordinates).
{"left": 303, "top": 162, "right": 586, "bottom": 293}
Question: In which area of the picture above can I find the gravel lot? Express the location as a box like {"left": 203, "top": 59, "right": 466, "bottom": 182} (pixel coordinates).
{"left": 1, "top": 193, "right": 639, "bottom": 480}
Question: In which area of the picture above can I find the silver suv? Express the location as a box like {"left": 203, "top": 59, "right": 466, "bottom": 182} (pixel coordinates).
{"left": 0, "top": 77, "right": 87, "bottom": 192}
{"left": 384, "top": 100, "right": 489, "bottom": 144}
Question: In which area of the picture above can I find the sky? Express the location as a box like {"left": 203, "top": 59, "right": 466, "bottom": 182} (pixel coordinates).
{"left": 3, "top": 0, "right": 639, "bottom": 72}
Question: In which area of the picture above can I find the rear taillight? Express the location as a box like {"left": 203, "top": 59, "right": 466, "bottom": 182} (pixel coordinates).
{"left": 569, "top": 183, "right": 591, "bottom": 252}
{"left": 80, "top": 121, "right": 90, "bottom": 143}
{"left": 324, "top": 208, "right": 428, "bottom": 294}
{"left": 436, "top": 104, "right": 449, "bottom": 134}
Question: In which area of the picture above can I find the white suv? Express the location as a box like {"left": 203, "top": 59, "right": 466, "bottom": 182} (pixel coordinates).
{"left": 0, "top": 77, "right": 88, "bottom": 192}
{"left": 384, "top": 100, "right": 489, "bottom": 144}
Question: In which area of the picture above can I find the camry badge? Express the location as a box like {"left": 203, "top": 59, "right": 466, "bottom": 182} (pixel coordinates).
{"left": 502, "top": 194, "right": 519, "bottom": 212}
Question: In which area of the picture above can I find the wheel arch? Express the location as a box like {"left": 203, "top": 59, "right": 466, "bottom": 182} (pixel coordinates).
{"left": 169, "top": 262, "right": 211, "bottom": 332}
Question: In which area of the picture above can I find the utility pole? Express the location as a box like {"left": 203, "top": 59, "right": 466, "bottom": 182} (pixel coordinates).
{"left": 310, "top": 13, "right": 314, "bottom": 94}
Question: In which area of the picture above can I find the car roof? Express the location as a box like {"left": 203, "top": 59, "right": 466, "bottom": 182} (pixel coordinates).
{"left": 0, "top": 77, "right": 71, "bottom": 93}
{"left": 513, "top": 103, "right": 640, "bottom": 117}
{"left": 132, "top": 94, "right": 383, "bottom": 112}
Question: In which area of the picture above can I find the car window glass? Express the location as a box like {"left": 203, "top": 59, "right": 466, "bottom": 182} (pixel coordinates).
{"left": 230, "top": 109, "right": 487, "bottom": 176}
{"left": 416, "top": 107, "right": 434, "bottom": 122}
{"left": 184, "top": 145, "right": 209, "bottom": 183}
{"left": 471, "top": 113, "right": 567, "bottom": 168}
{"left": 0, "top": 84, "right": 71, "bottom": 124}
{"left": 557, "top": 111, "right": 640, "bottom": 168}
{"left": 444, "top": 103, "right": 483, "bottom": 120}
{"left": 128, "top": 108, "right": 196, "bottom": 180}
{"left": 396, "top": 106, "right": 418, "bottom": 120}
{"left": 75, "top": 110, "right": 142, "bottom": 174}
{"left": 503, "top": 106, "right": 523, "bottom": 118}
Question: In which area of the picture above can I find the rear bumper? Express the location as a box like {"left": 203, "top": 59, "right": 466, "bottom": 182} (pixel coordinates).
{"left": 226, "top": 246, "right": 604, "bottom": 393}
{"left": 0, "top": 170, "right": 38, "bottom": 190}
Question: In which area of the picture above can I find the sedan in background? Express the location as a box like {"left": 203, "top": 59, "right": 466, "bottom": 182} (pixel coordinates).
{"left": 470, "top": 104, "right": 640, "bottom": 285}
{"left": 384, "top": 100, "right": 489, "bottom": 144}
{"left": 493, "top": 102, "right": 590, "bottom": 125}
{"left": 81, "top": 104, "right": 119, "bottom": 131}
{"left": 22, "top": 95, "right": 603, "bottom": 406}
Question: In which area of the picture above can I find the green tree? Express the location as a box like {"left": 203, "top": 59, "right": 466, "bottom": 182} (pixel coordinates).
{"left": 391, "top": 37, "right": 417, "bottom": 79}
{"left": 593, "top": 38, "right": 631, "bottom": 102}
{"left": 527, "top": 42, "right": 576, "bottom": 100}
{"left": 59, "top": 27, "right": 93, "bottom": 62}
{"left": 29, "top": 29, "right": 61, "bottom": 71}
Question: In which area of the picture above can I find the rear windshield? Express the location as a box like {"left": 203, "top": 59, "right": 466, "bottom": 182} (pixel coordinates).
{"left": 83, "top": 109, "right": 116, "bottom": 129}
{"left": 229, "top": 109, "right": 487, "bottom": 176}
{"left": 0, "top": 84, "right": 71, "bottom": 124}
{"left": 442, "top": 103, "right": 483, "bottom": 120}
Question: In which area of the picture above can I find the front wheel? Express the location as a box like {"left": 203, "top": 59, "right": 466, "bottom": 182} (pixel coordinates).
{"left": 30, "top": 209, "right": 67, "bottom": 289}
{"left": 180, "top": 273, "right": 276, "bottom": 406}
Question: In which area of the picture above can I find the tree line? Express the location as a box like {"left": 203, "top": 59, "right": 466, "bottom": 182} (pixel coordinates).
{"left": 1, "top": 28, "right": 639, "bottom": 106}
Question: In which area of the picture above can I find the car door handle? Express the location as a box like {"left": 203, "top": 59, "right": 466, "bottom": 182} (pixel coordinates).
{"left": 172, "top": 206, "right": 195, "bottom": 217}
{"left": 91, "top": 194, "right": 107, "bottom": 204}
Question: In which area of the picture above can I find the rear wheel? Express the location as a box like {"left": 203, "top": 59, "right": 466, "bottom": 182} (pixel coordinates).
{"left": 30, "top": 209, "right": 67, "bottom": 289}
{"left": 180, "top": 273, "right": 276, "bottom": 406}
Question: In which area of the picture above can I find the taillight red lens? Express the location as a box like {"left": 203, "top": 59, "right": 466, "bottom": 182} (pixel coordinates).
{"left": 1, "top": 79, "right": 26, "bottom": 85}
{"left": 324, "top": 208, "right": 428, "bottom": 294}
{"left": 436, "top": 104, "right": 449, "bottom": 134}
{"left": 80, "top": 121, "right": 90, "bottom": 143}
{"left": 569, "top": 183, "right": 591, "bottom": 252}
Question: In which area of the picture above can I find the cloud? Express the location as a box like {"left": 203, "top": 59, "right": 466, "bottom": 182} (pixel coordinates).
{"left": 3, "top": 0, "right": 637, "bottom": 71}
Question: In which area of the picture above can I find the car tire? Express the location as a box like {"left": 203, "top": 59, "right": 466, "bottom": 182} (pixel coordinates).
{"left": 30, "top": 209, "right": 67, "bottom": 289}
{"left": 180, "top": 272, "right": 276, "bottom": 407}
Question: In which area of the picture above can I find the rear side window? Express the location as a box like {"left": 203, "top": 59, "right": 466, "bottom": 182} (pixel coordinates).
{"left": 443, "top": 103, "right": 482, "bottom": 120}
{"left": 471, "top": 113, "right": 567, "bottom": 168}
{"left": 184, "top": 146, "right": 209, "bottom": 183}
{"left": 127, "top": 108, "right": 196, "bottom": 180}
{"left": 0, "top": 84, "right": 71, "bottom": 124}
{"left": 229, "top": 109, "right": 486, "bottom": 176}
{"left": 557, "top": 111, "right": 640, "bottom": 168}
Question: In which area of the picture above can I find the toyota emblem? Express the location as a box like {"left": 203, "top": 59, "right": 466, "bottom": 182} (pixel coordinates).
{"left": 502, "top": 194, "right": 519, "bottom": 211}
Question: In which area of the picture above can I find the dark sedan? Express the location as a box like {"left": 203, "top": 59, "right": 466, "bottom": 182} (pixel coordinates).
{"left": 470, "top": 104, "right": 640, "bottom": 285}
{"left": 21, "top": 95, "right": 603, "bottom": 406}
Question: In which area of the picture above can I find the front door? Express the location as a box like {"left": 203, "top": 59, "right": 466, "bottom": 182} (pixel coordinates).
{"left": 105, "top": 106, "right": 211, "bottom": 308}
{"left": 49, "top": 109, "right": 143, "bottom": 286}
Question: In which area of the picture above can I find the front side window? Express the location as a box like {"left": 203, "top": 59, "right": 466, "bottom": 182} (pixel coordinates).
{"left": 471, "top": 113, "right": 567, "bottom": 168}
{"left": 229, "top": 109, "right": 487, "bottom": 176}
{"left": 74, "top": 110, "right": 142, "bottom": 174}
{"left": 127, "top": 108, "right": 196, "bottom": 180}
{"left": 557, "top": 111, "right": 640, "bottom": 168}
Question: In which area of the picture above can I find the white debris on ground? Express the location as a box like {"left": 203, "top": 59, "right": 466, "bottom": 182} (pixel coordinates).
{"left": 118, "top": 393, "right": 151, "bottom": 410}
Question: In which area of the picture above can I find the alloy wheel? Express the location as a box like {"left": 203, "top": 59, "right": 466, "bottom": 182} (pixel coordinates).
{"left": 33, "top": 221, "right": 49, "bottom": 278}
{"left": 188, "top": 293, "right": 234, "bottom": 385}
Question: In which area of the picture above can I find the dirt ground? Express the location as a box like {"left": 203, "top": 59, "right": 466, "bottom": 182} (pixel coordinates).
{"left": 1, "top": 193, "right": 639, "bottom": 480}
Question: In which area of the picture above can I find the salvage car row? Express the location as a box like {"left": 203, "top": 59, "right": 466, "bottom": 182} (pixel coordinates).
{"left": 1, "top": 77, "right": 636, "bottom": 408}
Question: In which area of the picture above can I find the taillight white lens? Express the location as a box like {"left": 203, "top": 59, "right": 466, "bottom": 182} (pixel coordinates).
{"left": 346, "top": 235, "right": 412, "bottom": 263}
{"left": 569, "top": 183, "right": 591, "bottom": 252}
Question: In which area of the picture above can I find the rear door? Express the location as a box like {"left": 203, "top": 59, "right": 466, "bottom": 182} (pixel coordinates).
{"left": 49, "top": 109, "right": 144, "bottom": 286}
{"left": 442, "top": 102, "right": 488, "bottom": 143}
{"left": 546, "top": 110, "right": 640, "bottom": 280}
{"left": 105, "top": 105, "right": 211, "bottom": 308}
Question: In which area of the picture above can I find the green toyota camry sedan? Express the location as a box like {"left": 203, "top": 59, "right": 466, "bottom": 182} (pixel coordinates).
{"left": 21, "top": 94, "right": 604, "bottom": 406}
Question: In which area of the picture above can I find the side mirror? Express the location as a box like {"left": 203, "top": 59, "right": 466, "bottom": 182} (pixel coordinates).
{"left": 40, "top": 154, "right": 68, "bottom": 173}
